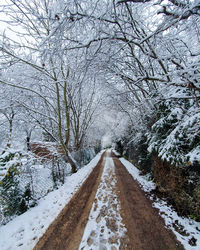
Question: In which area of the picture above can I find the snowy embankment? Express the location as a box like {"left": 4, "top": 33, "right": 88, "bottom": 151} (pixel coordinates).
{"left": 0, "top": 151, "right": 104, "bottom": 250}
{"left": 120, "top": 157, "right": 200, "bottom": 250}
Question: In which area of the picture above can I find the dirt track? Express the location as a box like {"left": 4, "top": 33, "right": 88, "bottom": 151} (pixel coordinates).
{"left": 34, "top": 151, "right": 184, "bottom": 250}
{"left": 34, "top": 152, "right": 105, "bottom": 250}
{"left": 113, "top": 153, "right": 183, "bottom": 250}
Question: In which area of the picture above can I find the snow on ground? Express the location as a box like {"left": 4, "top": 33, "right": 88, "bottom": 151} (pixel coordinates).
{"left": 120, "top": 158, "right": 156, "bottom": 192}
{"left": 79, "top": 152, "right": 126, "bottom": 250}
{"left": 112, "top": 149, "right": 120, "bottom": 157}
{"left": 0, "top": 151, "right": 104, "bottom": 250}
{"left": 120, "top": 157, "right": 200, "bottom": 250}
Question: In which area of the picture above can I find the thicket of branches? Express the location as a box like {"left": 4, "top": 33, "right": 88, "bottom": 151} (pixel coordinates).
{"left": 0, "top": 0, "right": 199, "bottom": 167}
{"left": 0, "top": 0, "right": 199, "bottom": 224}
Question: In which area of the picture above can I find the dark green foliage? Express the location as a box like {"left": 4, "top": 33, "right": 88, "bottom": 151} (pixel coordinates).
{"left": 0, "top": 168, "right": 34, "bottom": 219}
{"left": 0, "top": 153, "right": 15, "bottom": 166}
{"left": 0, "top": 165, "right": 23, "bottom": 217}
{"left": 0, "top": 152, "right": 33, "bottom": 220}
{"left": 22, "top": 183, "right": 36, "bottom": 209}
{"left": 116, "top": 140, "right": 123, "bottom": 155}
{"left": 136, "top": 136, "right": 152, "bottom": 173}
{"left": 19, "top": 198, "right": 28, "bottom": 214}
{"left": 24, "top": 184, "right": 32, "bottom": 202}
{"left": 147, "top": 94, "right": 200, "bottom": 167}
{"left": 123, "top": 136, "right": 152, "bottom": 174}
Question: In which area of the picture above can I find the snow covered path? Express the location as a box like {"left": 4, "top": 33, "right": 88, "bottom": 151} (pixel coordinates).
{"left": 1, "top": 150, "right": 199, "bottom": 250}
{"left": 0, "top": 151, "right": 104, "bottom": 250}
{"left": 33, "top": 150, "right": 184, "bottom": 250}
{"left": 79, "top": 152, "right": 126, "bottom": 249}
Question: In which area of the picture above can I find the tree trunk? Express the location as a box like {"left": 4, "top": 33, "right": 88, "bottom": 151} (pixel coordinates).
{"left": 64, "top": 148, "right": 78, "bottom": 173}
{"left": 26, "top": 136, "right": 31, "bottom": 151}
{"left": 6, "top": 119, "right": 13, "bottom": 148}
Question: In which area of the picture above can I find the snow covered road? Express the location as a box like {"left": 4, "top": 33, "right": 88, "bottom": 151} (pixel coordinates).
{"left": 1, "top": 150, "right": 199, "bottom": 250}
{"left": 79, "top": 152, "right": 126, "bottom": 249}
{"left": 33, "top": 150, "right": 184, "bottom": 250}
{"left": 0, "top": 151, "right": 104, "bottom": 250}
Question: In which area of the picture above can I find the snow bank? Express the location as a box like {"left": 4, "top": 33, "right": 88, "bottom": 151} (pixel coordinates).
{"left": 153, "top": 199, "right": 200, "bottom": 250}
{"left": 120, "top": 158, "right": 155, "bottom": 192}
{"left": 112, "top": 149, "right": 121, "bottom": 157}
{"left": 0, "top": 151, "right": 104, "bottom": 250}
{"left": 120, "top": 157, "right": 200, "bottom": 250}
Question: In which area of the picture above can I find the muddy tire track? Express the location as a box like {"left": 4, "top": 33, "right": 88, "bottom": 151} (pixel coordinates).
{"left": 34, "top": 151, "right": 184, "bottom": 250}
{"left": 113, "top": 154, "right": 184, "bottom": 250}
{"left": 34, "top": 152, "right": 105, "bottom": 250}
